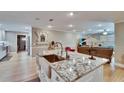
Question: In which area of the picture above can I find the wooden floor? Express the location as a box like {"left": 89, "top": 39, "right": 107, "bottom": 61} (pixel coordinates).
{"left": 0, "top": 52, "right": 37, "bottom": 82}
{"left": 104, "top": 64, "right": 124, "bottom": 82}
{"left": 0, "top": 52, "right": 124, "bottom": 82}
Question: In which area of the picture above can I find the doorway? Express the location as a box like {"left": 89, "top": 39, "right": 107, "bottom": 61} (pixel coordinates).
{"left": 17, "top": 35, "right": 26, "bottom": 52}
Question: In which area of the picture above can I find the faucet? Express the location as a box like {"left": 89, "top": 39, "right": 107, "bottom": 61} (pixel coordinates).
{"left": 55, "top": 42, "right": 63, "bottom": 56}
{"left": 65, "top": 49, "right": 70, "bottom": 60}
{"left": 55, "top": 42, "right": 70, "bottom": 59}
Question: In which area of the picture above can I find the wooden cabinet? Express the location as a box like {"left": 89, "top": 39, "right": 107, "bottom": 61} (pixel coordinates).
{"left": 77, "top": 46, "right": 113, "bottom": 63}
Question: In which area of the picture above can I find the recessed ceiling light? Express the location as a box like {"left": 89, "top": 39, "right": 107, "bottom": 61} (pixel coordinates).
{"left": 69, "top": 12, "right": 74, "bottom": 16}
{"left": 68, "top": 24, "right": 73, "bottom": 27}
{"left": 48, "top": 25, "right": 53, "bottom": 28}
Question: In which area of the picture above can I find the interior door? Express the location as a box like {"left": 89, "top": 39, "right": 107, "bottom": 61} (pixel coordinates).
{"left": 17, "top": 35, "right": 26, "bottom": 52}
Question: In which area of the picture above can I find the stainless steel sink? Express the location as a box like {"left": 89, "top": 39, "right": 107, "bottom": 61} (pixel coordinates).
{"left": 42, "top": 54, "right": 65, "bottom": 63}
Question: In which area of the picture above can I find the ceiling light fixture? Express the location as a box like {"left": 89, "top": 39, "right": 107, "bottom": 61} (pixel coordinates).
{"left": 69, "top": 12, "right": 74, "bottom": 16}
{"left": 48, "top": 25, "right": 52, "bottom": 28}
{"left": 103, "top": 31, "right": 108, "bottom": 35}
{"left": 103, "top": 29, "right": 108, "bottom": 35}
{"left": 68, "top": 24, "right": 73, "bottom": 27}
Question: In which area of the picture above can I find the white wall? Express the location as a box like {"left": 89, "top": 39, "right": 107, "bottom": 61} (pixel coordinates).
{"left": 32, "top": 28, "right": 81, "bottom": 49}
{"left": 115, "top": 22, "right": 124, "bottom": 65}
{"left": 100, "top": 34, "right": 114, "bottom": 47}
{"left": 47, "top": 30, "right": 80, "bottom": 48}
{"left": 88, "top": 34, "right": 115, "bottom": 47}
{"left": 5, "top": 31, "right": 29, "bottom": 52}
{"left": 0, "top": 24, "right": 32, "bottom": 55}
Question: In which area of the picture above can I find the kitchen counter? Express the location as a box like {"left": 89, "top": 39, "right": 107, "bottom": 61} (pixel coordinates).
{"left": 37, "top": 51, "right": 108, "bottom": 82}
{"left": 0, "top": 43, "right": 8, "bottom": 60}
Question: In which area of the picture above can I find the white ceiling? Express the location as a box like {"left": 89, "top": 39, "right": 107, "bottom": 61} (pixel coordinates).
{"left": 0, "top": 11, "right": 124, "bottom": 33}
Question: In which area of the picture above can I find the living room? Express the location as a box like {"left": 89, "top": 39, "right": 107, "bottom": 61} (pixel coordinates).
{"left": 1, "top": 0, "right": 124, "bottom": 92}
{"left": 0, "top": 11, "right": 124, "bottom": 82}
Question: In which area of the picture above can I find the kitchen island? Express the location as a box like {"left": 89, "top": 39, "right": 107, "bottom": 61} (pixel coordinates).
{"left": 36, "top": 50, "right": 108, "bottom": 82}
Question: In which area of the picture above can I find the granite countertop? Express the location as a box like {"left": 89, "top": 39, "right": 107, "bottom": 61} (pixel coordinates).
{"left": 38, "top": 51, "right": 108, "bottom": 82}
